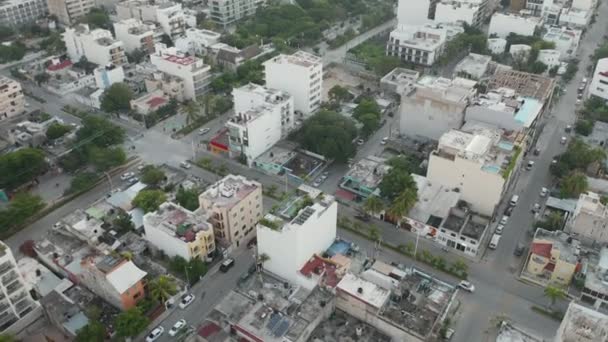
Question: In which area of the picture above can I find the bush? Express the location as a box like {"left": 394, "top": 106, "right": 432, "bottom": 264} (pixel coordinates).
{"left": 575, "top": 119, "right": 594, "bottom": 136}
{"left": 46, "top": 123, "right": 72, "bottom": 140}
{"left": 65, "top": 172, "right": 99, "bottom": 194}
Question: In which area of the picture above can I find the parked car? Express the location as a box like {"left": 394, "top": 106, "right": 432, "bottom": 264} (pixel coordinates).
{"left": 179, "top": 294, "right": 195, "bottom": 309}
{"left": 560, "top": 136, "right": 567, "bottom": 144}
{"left": 496, "top": 224, "right": 504, "bottom": 235}
{"left": 531, "top": 203, "right": 541, "bottom": 213}
{"left": 247, "top": 237, "right": 257, "bottom": 249}
{"left": 443, "top": 328, "right": 455, "bottom": 340}
{"left": 356, "top": 139, "right": 364, "bottom": 146}
{"left": 381, "top": 137, "right": 388, "bottom": 145}
{"left": 355, "top": 213, "right": 371, "bottom": 222}
{"left": 199, "top": 127, "right": 210, "bottom": 135}
{"left": 540, "top": 187, "right": 548, "bottom": 197}
{"left": 514, "top": 243, "right": 526, "bottom": 257}
{"left": 127, "top": 176, "right": 139, "bottom": 184}
{"left": 169, "top": 319, "right": 187, "bottom": 336}
{"left": 180, "top": 161, "right": 191, "bottom": 169}
{"left": 458, "top": 280, "right": 475, "bottom": 292}
{"left": 120, "top": 172, "right": 135, "bottom": 180}
{"left": 533, "top": 148, "right": 541, "bottom": 156}
{"left": 220, "top": 258, "right": 235, "bottom": 272}
{"left": 504, "top": 206, "right": 514, "bottom": 216}
{"left": 565, "top": 125, "right": 572, "bottom": 133}
{"left": 312, "top": 179, "right": 322, "bottom": 187}
{"left": 526, "top": 160, "right": 535, "bottom": 170}
{"left": 146, "top": 326, "right": 164, "bottom": 342}
{"left": 500, "top": 215, "right": 509, "bottom": 225}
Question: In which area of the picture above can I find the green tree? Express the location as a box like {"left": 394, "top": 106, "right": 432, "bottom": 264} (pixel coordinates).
{"left": 257, "top": 252, "right": 270, "bottom": 282}
{"left": 141, "top": 165, "right": 166, "bottom": 186}
{"left": 575, "top": 119, "right": 594, "bottom": 136}
{"left": 87, "top": 146, "right": 126, "bottom": 171}
{"left": 113, "top": 209, "right": 134, "bottom": 232}
{"left": 175, "top": 186, "right": 199, "bottom": 211}
{"left": 66, "top": 171, "right": 98, "bottom": 194}
{"left": 184, "top": 100, "right": 201, "bottom": 124}
{"left": 0, "top": 148, "right": 47, "bottom": 190}
{"left": 149, "top": 275, "right": 177, "bottom": 303}
{"left": 536, "top": 211, "right": 564, "bottom": 231}
{"left": 114, "top": 308, "right": 149, "bottom": 338}
{"left": 126, "top": 48, "right": 147, "bottom": 64}
{"left": 40, "top": 32, "right": 66, "bottom": 54}
{"left": 34, "top": 72, "right": 50, "bottom": 85}
{"left": 0, "top": 42, "right": 26, "bottom": 63}
{"left": 543, "top": 285, "right": 566, "bottom": 308}
{"left": 75, "top": 320, "right": 105, "bottom": 342}
{"left": 0, "top": 26, "right": 14, "bottom": 40}
{"left": 328, "top": 85, "right": 350, "bottom": 103}
{"left": 81, "top": 8, "right": 111, "bottom": 29}
{"left": 132, "top": 189, "right": 166, "bottom": 213}
{"left": 0, "top": 334, "right": 16, "bottom": 342}
{"left": 551, "top": 139, "right": 606, "bottom": 178}
{"left": 363, "top": 195, "right": 383, "bottom": 216}
{"left": 387, "top": 186, "right": 418, "bottom": 219}
{"left": 293, "top": 110, "right": 358, "bottom": 162}
{"left": 560, "top": 171, "right": 588, "bottom": 198}
{"left": 46, "top": 122, "right": 72, "bottom": 140}
{"left": 75, "top": 115, "right": 125, "bottom": 147}
{"left": 379, "top": 168, "right": 418, "bottom": 201}
{"left": 359, "top": 113, "right": 380, "bottom": 137}
{"left": 369, "top": 226, "right": 380, "bottom": 241}
{"left": 101, "top": 83, "right": 134, "bottom": 113}
{"left": 451, "top": 259, "right": 469, "bottom": 275}
{"left": 0, "top": 193, "right": 46, "bottom": 232}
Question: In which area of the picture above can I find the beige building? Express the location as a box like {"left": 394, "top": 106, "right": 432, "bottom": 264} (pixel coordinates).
{"left": 525, "top": 228, "right": 580, "bottom": 286}
{"left": 199, "top": 175, "right": 262, "bottom": 247}
{"left": 47, "top": 0, "right": 94, "bottom": 25}
{"left": 569, "top": 191, "right": 608, "bottom": 244}
{"left": 555, "top": 302, "right": 608, "bottom": 342}
{"left": 0, "top": 76, "right": 25, "bottom": 122}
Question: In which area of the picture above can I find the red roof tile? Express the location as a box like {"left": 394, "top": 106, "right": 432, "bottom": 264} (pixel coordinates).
{"left": 531, "top": 242, "right": 552, "bottom": 258}
{"left": 198, "top": 322, "right": 221, "bottom": 338}
{"left": 544, "top": 263, "right": 555, "bottom": 272}
{"left": 146, "top": 97, "right": 167, "bottom": 108}
{"left": 47, "top": 60, "right": 72, "bottom": 71}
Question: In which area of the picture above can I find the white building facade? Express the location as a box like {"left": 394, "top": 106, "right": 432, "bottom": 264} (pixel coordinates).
{"left": 63, "top": 24, "right": 127, "bottom": 66}
{"left": 47, "top": 0, "right": 93, "bottom": 25}
{"left": 590, "top": 58, "right": 608, "bottom": 101}
{"left": 387, "top": 25, "right": 448, "bottom": 67}
{"left": 209, "top": 0, "right": 258, "bottom": 27}
{"left": 568, "top": 192, "right": 608, "bottom": 244}
{"left": 0, "top": 76, "right": 24, "bottom": 122}
{"left": 488, "top": 13, "right": 540, "bottom": 38}
{"left": 0, "top": 0, "right": 47, "bottom": 27}
{"left": 113, "top": 19, "right": 156, "bottom": 54}
{"left": 264, "top": 51, "right": 322, "bottom": 117}
{"left": 397, "top": 0, "right": 436, "bottom": 26}
{"left": 93, "top": 65, "right": 125, "bottom": 90}
{"left": 435, "top": 0, "right": 487, "bottom": 27}
{"left": 174, "top": 28, "right": 221, "bottom": 55}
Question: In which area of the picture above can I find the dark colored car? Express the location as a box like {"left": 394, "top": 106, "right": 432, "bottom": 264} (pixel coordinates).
{"left": 514, "top": 244, "right": 525, "bottom": 256}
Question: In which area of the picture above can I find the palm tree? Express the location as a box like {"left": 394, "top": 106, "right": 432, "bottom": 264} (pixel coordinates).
{"left": 184, "top": 101, "right": 200, "bottom": 124}
{"left": 544, "top": 285, "right": 566, "bottom": 309}
{"left": 257, "top": 253, "right": 270, "bottom": 282}
{"left": 369, "top": 226, "right": 380, "bottom": 242}
{"left": 149, "top": 275, "right": 177, "bottom": 303}
{"left": 363, "top": 196, "right": 383, "bottom": 217}
{"left": 121, "top": 251, "right": 133, "bottom": 261}
{"left": 387, "top": 187, "right": 418, "bottom": 221}
{"left": 202, "top": 94, "right": 214, "bottom": 118}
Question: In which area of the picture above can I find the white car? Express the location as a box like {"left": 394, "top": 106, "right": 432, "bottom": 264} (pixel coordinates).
{"left": 199, "top": 127, "right": 210, "bottom": 135}
{"left": 500, "top": 215, "right": 509, "bottom": 225}
{"left": 381, "top": 137, "right": 388, "bottom": 145}
{"left": 120, "top": 172, "right": 135, "bottom": 180}
{"left": 146, "top": 326, "right": 164, "bottom": 342}
{"left": 495, "top": 224, "right": 504, "bottom": 235}
{"left": 356, "top": 139, "right": 364, "bottom": 146}
{"left": 540, "top": 187, "right": 548, "bottom": 197}
{"left": 560, "top": 136, "right": 567, "bottom": 144}
{"left": 458, "top": 280, "right": 475, "bottom": 292}
{"left": 179, "top": 293, "right": 195, "bottom": 309}
{"left": 180, "top": 161, "right": 191, "bottom": 169}
{"left": 168, "top": 319, "right": 187, "bottom": 336}
{"left": 532, "top": 203, "right": 541, "bottom": 213}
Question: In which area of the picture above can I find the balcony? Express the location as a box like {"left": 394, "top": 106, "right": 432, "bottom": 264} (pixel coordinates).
{"left": 0, "top": 262, "right": 12, "bottom": 276}
{"left": 2, "top": 271, "right": 18, "bottom": 286}
{"left": 5, "top": 282, "right": 22, "bottom": 296}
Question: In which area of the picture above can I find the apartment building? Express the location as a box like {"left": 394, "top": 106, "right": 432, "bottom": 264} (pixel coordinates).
{"left": 488, "top": 13, "right": 540, "bottom": 38}
{"left": 543, "top": 26, "right": 581, "bottom": 60}
{"left": 174, "top": 28, "right": 221, "bottom": 55}
{"left": 143, "top": 202, "right": 215, "bottom": 261}
{"left": 150, "top": 44, "right": 212, "bottom": 100}
{"left": 555, "top": 302, "right": 608, "bottom": 342}
{"left": 47, "top": 0, "right": 94, "bottom": 25}
{"left": 537, "top": 49, "right": 561, "bottom": 68}
{"left": 209, "top": 0, "right": 258, "bottom": 27}
{"left": 397, "top": 0, "right": 438, "bottom": 26}
{"left": 568, "top": 192, "right": 608, "bottom": 244}
{"left": 116, "top": 0, "right": 187, "bottom": 37}
{"left": 0, "top": 0, "right": 47, "bottom": 27}
{"left": 113, "top": 19, "right": 156, "bottom": 54}
{"left": 199, "top": 175, "right": 263, "bottom": 247}
{"left": 427, "top": 127, "right": 522, "bottom": 216}
{"left": 435, "top": 0, "right": 488, "bottom": 27}
{"left": 264, "top": 51, "right": 322, "bottom": 117}
{"left": 257, "top": 188, "right": 337, "bottom": 287}
{"left": 387, "top": 24, "right": 449, "bottom": 66}
{"left": 590, "top": 58, "right": 608, "bottom": 101}
{"left": 93, "top": 64, "right": 125, "bottom": 90}
{"left": 399, "top": 76, "right": 476, "bottom": 140}
{"left": 524, "top": 228, "right": 580, "bottom": 286}
{"left": 0, "top": 76, "right": 25, "bottom": 122}
{"left": 579, "top": 247, "right": 608, "bottom": 314}
{"left": 64, "top": 24, "right": 127, "bottom": 66}
{"left": 0, "top": 242, "right": 39, "bottom": 333}
{"left": 525, "top": 0, "right": 544, "bottom": 15}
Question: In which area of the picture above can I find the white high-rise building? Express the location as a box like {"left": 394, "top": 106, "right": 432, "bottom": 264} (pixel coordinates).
{"left": 47, "top": 0, "right": 93, "bottom": 25}
{"left": 116, "top": 0, "right": 187, "bottom": 37}
{"left": 435, "top": 0, "right": 489, "bottom": 27}
{"left": 264, "top": 51, "right": 322, "bottom": 117}
{"left": 113, "top": 19, "right": 157, "bottom": 54}
{"left": 397, "top": 0, "right": 437, "bottom": 26}
{"left": 0, "top": 241, "right": 39, "bottom": 333}
{"left": 63, "top": 24, "right": 127, "bottom": 66}
{"left": 0, "top": 76, "right": 25, "bottom": 122}
{"left": 0, "top": 0, "right": 47, "bottom": 27}
{"left": 590, "top": 58, "right": 608, "bottom": 101}
{"left": 150, "top": 44, "right": 212, "bottom": 100}
{"left": 257, "top": 188, "right": 337, "bottom": 288}
{"left": 209, "top": 0, "right": 258, "bottom": 27}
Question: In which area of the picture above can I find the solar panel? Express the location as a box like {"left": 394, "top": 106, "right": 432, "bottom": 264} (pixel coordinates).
{"left": 273, "top": 320, "right": 290, "bottom": 337}
{"left": 266, "top": 313, "right": 281, "bottom": 331}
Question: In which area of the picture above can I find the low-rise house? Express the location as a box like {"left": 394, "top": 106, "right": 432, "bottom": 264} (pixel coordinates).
{"left": 63, "top": 24, "right": 127, "bottom": 66}
{"left": 453, "top": 53, "right": 491, "bottom": 80}
{"left": 339, "top": 156, "right": 391, "bottom": 200}
{"left": 580, "top": 247, "right": 608, "bottom": 313}
{"left": 543, "top": 26, "right": 582, "bottom": 61}
{"left": 144, "top": 72, "right": 186, "bottom": 102}
{"left": 555, "top": 302, "right": 608, "bottom": 341}
{"left": 0, "top": 76, "right": 25, "bottom": 122}
{"left": 568, "top": 192, "right": 608, "bottom": 244}
{"left": 130, "top": 90, "right": 169, "bottom": 116}
{"left": 487, "top": 38, "right": 507, "bottom": 55}
{"left": 537, "top": 49, "right": 561, "bottom": 69}
{"left": 488, "top": 13, "right": 540, "bottom": 38}
{"left": 143, "top": 202, "right": 216, "bottom": 261}
{"left": 380, "top": 67, "right": 420, "bottom": 96}
{"left": 589, "top": 58, "right": 608, "bottom": 102}
{"left": 523, "top": 228, "right": 581, "bottom": 286}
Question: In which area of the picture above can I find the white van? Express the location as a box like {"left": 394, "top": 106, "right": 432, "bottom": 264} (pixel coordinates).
{"left": 489, "top": 234, "right": 501, "bottom": 249}
{"left": 510, "top": 195, "right": 519, "bottom": 207}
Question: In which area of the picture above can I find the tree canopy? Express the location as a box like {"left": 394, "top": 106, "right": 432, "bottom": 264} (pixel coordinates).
{"left": 88, "top": 146, "right": 126, "bottom": 171}
{"left": 101, "top": 83, "right": 134, "bottom": 112}
{"left": 114, "top": 308, "right": 149, "bottom": 338}
{"left": 75, "top": 320, "right": 105, "bottom": 342}
{"left": 81, "top": 8, "right": 111, "bottom": 29}
{"left": 560, "top": 171, "right": 588, "bottom": 198}
{"left": 379, "top": 162, "right": 419, "bottom": 201}
{"left": 353, "top": 98, "right": 382, "bottom": 137}
{"left": 292, "top": 110, "right": 358, "bottom": 162}
{"left": 0, "top": 148, "right": 47, "bottom": 190}
{"left": 0, "top": 42, "right": 26, "bottom": 63}
{"left": 132, "top": 189, "right": 166, "bottom": 213}
{"left": 0, "top": 193, "right": 45, "bottom": 233}
{"left": 176, "top": 186, "right": 199, "bottom": 211}
{"left": 551, "top": 139, "right": 606, "bottom": 179}
{"left": 46, "top": 122, "right": 72, "bottom": 140}
{"left": 141, "top": 165, "right": 166, "bottom": 187}
{"left": 75, "top": 115, "right": 125, "bottom": 147}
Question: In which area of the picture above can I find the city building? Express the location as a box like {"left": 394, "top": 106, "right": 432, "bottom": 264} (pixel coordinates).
{"left": 380, "top": 67, "right": 420, "bottom": 96}
{"left": 116, "top": 0, "right": 187, "bottom": 37}
{"left": 143, "top": 202, "right": 216, "bottom": 261}
{"left": 399, "top": 76, "right": 477, "bottom": 140}
{"left": 0, "top": 76, "right": 25, "bottom": 122}
{"left": 543, "top": 26, "right": 581, "bottom": 60}
{"left": 226, "top": 83, "right": 295, "bottom": 165}
{"left": 540, "top": 0, "right": 563, "bottom": 25}
{"left": 572, "top": 0, "right": 595, "bottom": 11}
{"left": 93, "top": 64, "right": 125, "bottom": 90}
{"left": 113, "top": 19, "right": 156, "bottom": 54}
{"left": 435, "top": 0, "right": 488, "bottom": 27}
{"left": 589, "top": 58, "right": 608, "bottom": 101}
{"left": 40, "top": 290, "right": 88, "bottom": 339}
{"left": 63, "top": 24, "right": 127, "bottom": 66}
{"left": 509, "top": 44, "right": 532, "bottom": 62}
{"left": 580, "top": 247, "right": 608, "bottom": 313}
{"left": 559, "top": 6, "right": 593, "bottom": 28}
{"left": 174, "top": 28, "right": 221, "bottom": 55}
{"left": 488, "top": 13, "right": 540, "bottom": 38}
{"left": 487, "top": 69, "right": 555, "bottom": 102}
{"left": 396, "top": 0, "right": 438, "bottom": 26}
{"left": 427, "top": 127, "right": 522, "bottom": 216}
{"left": 17, "top": 257, "right": 65, "bottom": 298}
{"left": 339, "top": 156, "right": 391, "bottom": 200}
{"left": 487, "top": 38, "right": 507, "bottom": 55}
{"left": 0, "top": 0, "right": 47, "bottom": 27}
{"left": 257, "top": 187, "right": 337, "bottom": 287}
{"left": 434, "top": 205, "right": 489, "bottom": 256}
{"left": 335, "top": 267, "right": 456, "bottom": 341}
{"left": 387, "top": 24, "right": 447, "bottom": 67}
{"left": 150, "top": 44, "right": 212, "bottom": 100}
{"left": 209, "top": 0, "right": 258, "bottom": 27}
{"left": 525, "top": 0, "right": 544, "bottom": 15}
{"left": 568, "top": 192, "right": 608, "bottom": 244}
{"left": 47, "top": 0, "right": 93, "bottom": 25}
{"left": 199, "top": 175, "right": 263, "bottom": 247}
{"left": 264, "top": 51, "right": 323, "bottom": 116}
{"left": 537, "top": 49, "right": 561, "bottom": 69}
{"left": 555, "top": 302, "right": 608, "bottom": 341}
{"left": 453, "top": 53, "right": 491, "bottom": 80}
{"left": 130, "top": 89, "right": 169, "bottom": 115}
{"left": 523, "top": 228, "right": 580, "bottom": 286}
{"left": 0, "top": 241, "right": 40, "bottom": 333}
{"left": 214, "top": 44, "right": 263, "bottom": 72}
{"left": 144, "top": 72, "right": 185, "bottom": 102}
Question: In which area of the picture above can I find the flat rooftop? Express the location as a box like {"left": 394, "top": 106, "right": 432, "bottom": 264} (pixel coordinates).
{"left": 343, "top": 156, "right": 391, "bottom": 190}
{"left": 255, "top": 145, "right": 296, "bottom": 166}
{"left": 309, "top": 310, "right": 392, "bottom": 342}
{"left": 265, "top": 50, "right": 321, "bottom": 68}
{"left": 454, "top": 53, "right": 491, "bottom": 78}
{"left": 558, "top": 302, "right": 608, "bottom": 341}
{"left": 199, "top": 174, "right": 260, "bottom": 209}
{"left": 583, "top": 247, "right": 608, "bottom": 295}
{"left": 390, "top": 25, "right": 446, "bottom": 50}
{"left": 409, "top": 174, "right": 460, "bottom": 227}
{"left": 143, "top": 202, "right": 212, "bottom": 243}
{"left": 235, "top": 83, "right": 292, "bottom": 105}
{"left": 415, "top": 76, "right": 477, "bottom": 103}
{"left": 533, "top": 228, "right": 580, "bottom": 264}
{"left": 488, "top": 69, "right": 555, "bottom": 101}
{"left": 470, "top": 90, "right": 543, "bottom": 128}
